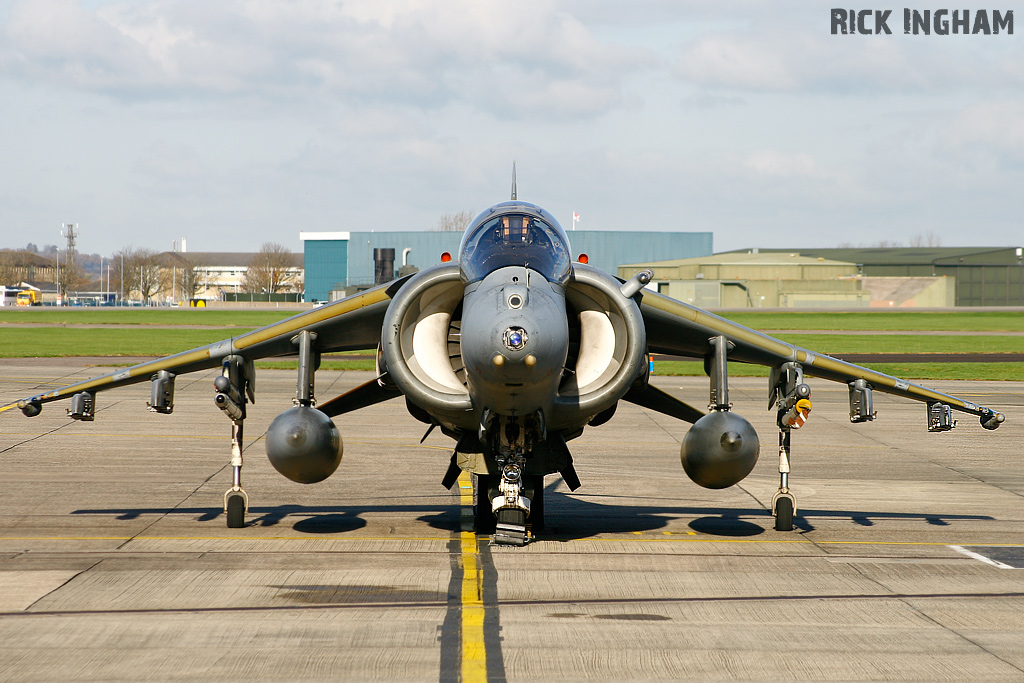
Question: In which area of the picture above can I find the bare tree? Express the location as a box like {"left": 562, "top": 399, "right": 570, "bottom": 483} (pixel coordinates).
{"left": 242, "top": 243, "right": 297, "bottom": 293}
{"left": 0, "top": 252, "right": 19, "bottom": 287}
{"left": 908, "top": 232, "right": 942, "bottom": 248}
{"left": 177, "top": 255, "right": 207, "bottom": 301}
{"left": 60, "top": 260, "right": 89, "bottom": 296}
{"left": 113, "top": 247, "right": 162, "bottom": 303}
{"left": 436, "top": 210, "right": 474, "bottom": 232}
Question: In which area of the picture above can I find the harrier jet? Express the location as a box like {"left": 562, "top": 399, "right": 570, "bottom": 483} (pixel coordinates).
{"left": 4, "top": 195, "right": 1005, "bottom": 545}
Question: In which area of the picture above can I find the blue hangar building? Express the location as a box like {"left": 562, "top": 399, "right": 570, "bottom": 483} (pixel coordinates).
{"left": 301, "top": 229, "right": 714, "bottom": 303}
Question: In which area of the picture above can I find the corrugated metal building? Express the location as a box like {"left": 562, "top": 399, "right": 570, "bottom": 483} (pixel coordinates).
{"left": 727, "top": 247, "right": 1024, "bottom": 306}
{"left": 619, "top": 252, "right": 872, "bottom": 308}
{"left": 302, "top": 230, "right": 714, "bottom": 302}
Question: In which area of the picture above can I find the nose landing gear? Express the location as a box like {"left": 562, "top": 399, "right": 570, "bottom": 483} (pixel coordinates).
{"left": 492, "top": 462, "right": 531, "bottom": 545}
{"left": 479, "top": 415, "right": 542, "bottom": 546}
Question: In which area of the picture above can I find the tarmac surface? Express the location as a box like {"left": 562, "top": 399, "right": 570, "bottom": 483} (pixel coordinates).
{"left": 1, "top": 363, "right": 1023, "bottom": 682}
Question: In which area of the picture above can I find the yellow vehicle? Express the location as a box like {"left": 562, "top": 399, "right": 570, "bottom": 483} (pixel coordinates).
{"left": 16, "top": 290, "right": 41, "bottom": 306}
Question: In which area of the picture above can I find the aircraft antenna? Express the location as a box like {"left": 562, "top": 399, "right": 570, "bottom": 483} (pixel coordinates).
{"left": 511, "top": 162, "right": 517, "bottom": 200}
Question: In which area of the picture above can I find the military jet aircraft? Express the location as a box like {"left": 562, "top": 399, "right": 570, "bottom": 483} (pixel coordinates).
{"left": 3, "top": 193, "right": 1006, "bottom": 545}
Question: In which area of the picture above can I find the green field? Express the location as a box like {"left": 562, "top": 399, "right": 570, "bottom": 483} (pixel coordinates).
{"left": 723, "top": 310, "right": 1024, "bottom": 332}
{"left": 0, "top": 308, "right": 289, "bottom": 327}
{"left": 1, "top": 308, "right": 1020, "bottom": 380}
{"left": 2, "top": 308, "right": 1022, "bottom": 331}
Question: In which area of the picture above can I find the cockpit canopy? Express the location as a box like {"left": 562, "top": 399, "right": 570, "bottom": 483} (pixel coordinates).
{"left": 458, "top": 202, "right": 572, "bottom": 284}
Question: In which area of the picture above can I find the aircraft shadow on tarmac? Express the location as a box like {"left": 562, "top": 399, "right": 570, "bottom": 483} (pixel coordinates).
{"left": 71, "top": 479, "right": 994, "bottom": 538}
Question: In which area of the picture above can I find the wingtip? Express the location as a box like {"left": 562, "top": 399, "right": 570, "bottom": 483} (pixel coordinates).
{"left": 981, "top": 410, "right": 1005, "bottom": 430}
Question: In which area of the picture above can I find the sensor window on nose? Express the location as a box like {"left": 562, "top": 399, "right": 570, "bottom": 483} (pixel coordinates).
{"left": 508, "top": 294, "right": 523, "bottom": 309}
{"left": 503, "top": 326, "right": 528, "bottom": 351}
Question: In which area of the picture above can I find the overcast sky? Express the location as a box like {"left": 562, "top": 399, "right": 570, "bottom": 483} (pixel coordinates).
{"left": 1, "top": 0, "right": 1021, "bottom": 257}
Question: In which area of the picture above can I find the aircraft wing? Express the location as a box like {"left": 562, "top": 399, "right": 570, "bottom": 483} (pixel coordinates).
{"left": 2, "top": 281, "right": 399, "bottom": 416}
{"left": 638, "top": 289, "right": 1005, "bottom": 429}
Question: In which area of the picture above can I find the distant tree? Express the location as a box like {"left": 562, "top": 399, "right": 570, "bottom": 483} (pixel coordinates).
{"left": 25, "top": 243, "right": 38, "bottom": 254}
{"left": 908, "top": 232, "right": 942, "bottom": 248}
{"left": 113, "top": 247, "right": 162, "bottom": 303}
{"left": 0, "top": 252, "right": 18, "bottom": 286}
{"left": 175, "top": 255, "right": 207, "bottom": 300}
{"left": 839, "top": 240, "right": 905, "bottom": 248}
{"left": 436, "top": 210, "right": 474, "bottom": 232}
{"left": 59, "top": 260, "right": 89, "bottom": 296}
{"left": 242, "top": 243, "right": 297, "bottom": 293}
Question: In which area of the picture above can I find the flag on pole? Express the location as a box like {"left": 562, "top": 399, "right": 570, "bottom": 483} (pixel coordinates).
{"left": 572, "top": 211, "right": 580, "bottom": 231}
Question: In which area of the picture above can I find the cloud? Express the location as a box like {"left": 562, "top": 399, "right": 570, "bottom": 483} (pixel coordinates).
{"left": 742, "top": 150, "right": 820, "bottom": 178}
{"left": 672, "top": 8, "right": 1022, "bottom": 96}
{"left": 939, "top": 100, "right": 1024, "bottom": 168}
{"left": 0, "top": 0, "right": 652, "bottom": 119}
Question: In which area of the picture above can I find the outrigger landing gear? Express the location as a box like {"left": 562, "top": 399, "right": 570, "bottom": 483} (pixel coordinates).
{"left": 771, "top": 362, "right": 811, "bottom": 532}
{"left": 772, "top": 429, "right": 795, "bottom": 531}
{"left": 214, "top": 355, "right": 254, "bottom": 529}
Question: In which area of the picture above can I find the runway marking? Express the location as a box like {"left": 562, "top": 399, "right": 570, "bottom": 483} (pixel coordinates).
{"left": 457, "top": 472, "right": 487, "bottom": 683}
{"left": 950, "top": 545, "right": 1016, "bottom": 569}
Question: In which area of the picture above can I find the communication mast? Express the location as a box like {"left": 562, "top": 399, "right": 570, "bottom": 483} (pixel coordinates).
{"left": 60, "top": 223, "right": 78, "bottom": 301}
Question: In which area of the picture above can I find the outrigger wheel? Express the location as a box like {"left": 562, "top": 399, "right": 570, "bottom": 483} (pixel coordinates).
{"left": 773, "top": 494, "right": 795, "bottom": 532}
{"left": 225, "top": 491, "right": 247, "bottom": 528}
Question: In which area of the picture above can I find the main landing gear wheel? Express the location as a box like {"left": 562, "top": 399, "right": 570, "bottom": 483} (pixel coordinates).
{"left": 773, "top": 495, "right": 794, "bottom": 532}
{"left": 226, "top": 492, "right": 246, "bottom": 528}
{"left": 474, "top": 474, "right": 497, "bottom": 534}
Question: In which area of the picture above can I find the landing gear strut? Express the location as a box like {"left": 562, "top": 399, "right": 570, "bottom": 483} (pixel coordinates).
{"left": 483, "top": 414, "right": 540, "bottom": 546}
{"left": 215, "top": 355, "right": 253, "bottom": 529}
{"left": 772, "top": 429, "right": 795, "bottom": 531}
{"left": 771, "top": 362, "right": 810, "bottom": 532}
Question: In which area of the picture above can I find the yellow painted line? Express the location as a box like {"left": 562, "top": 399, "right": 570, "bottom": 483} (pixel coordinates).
{"left": 457, "top": 471, "right": 487, "bottom": 682}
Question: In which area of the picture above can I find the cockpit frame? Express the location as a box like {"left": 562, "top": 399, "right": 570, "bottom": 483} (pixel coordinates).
{"left": 458, "top": 201, "right": 572, "bottom": 284}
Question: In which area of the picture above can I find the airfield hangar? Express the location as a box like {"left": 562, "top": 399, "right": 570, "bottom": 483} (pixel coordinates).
{"left": 300, "top": 230, "right": 715, "bottom": 303}
{"left": 617, "top": 246, "right": 1024, "bottom": 308}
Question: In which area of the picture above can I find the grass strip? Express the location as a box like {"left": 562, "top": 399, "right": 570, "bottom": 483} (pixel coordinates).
{"left": 722, "top": 310, "right": 1024, "bottom": 332}
{"left": 775, "top": 334, "right": 1024, "bottom": 354}
{"left": 2, "top": 309, "right": 1022, "bottom": 331}
{"left": 0, "top": 309, "right": 294, "bottom": 327}
{"left": 652, "top": 361, "right": 1024, "bottom": 381}
{"left": 0, "top": 328, "right": 249, "bottom": 357}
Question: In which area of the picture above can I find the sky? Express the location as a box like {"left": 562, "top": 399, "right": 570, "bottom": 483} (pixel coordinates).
{"left": 1, "top": 0, "right": 1022, "bottom": 258}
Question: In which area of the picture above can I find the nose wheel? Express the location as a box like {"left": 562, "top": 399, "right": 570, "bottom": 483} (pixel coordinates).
{"left": 473, "top": 472, "right": 543, "bottom": 546}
